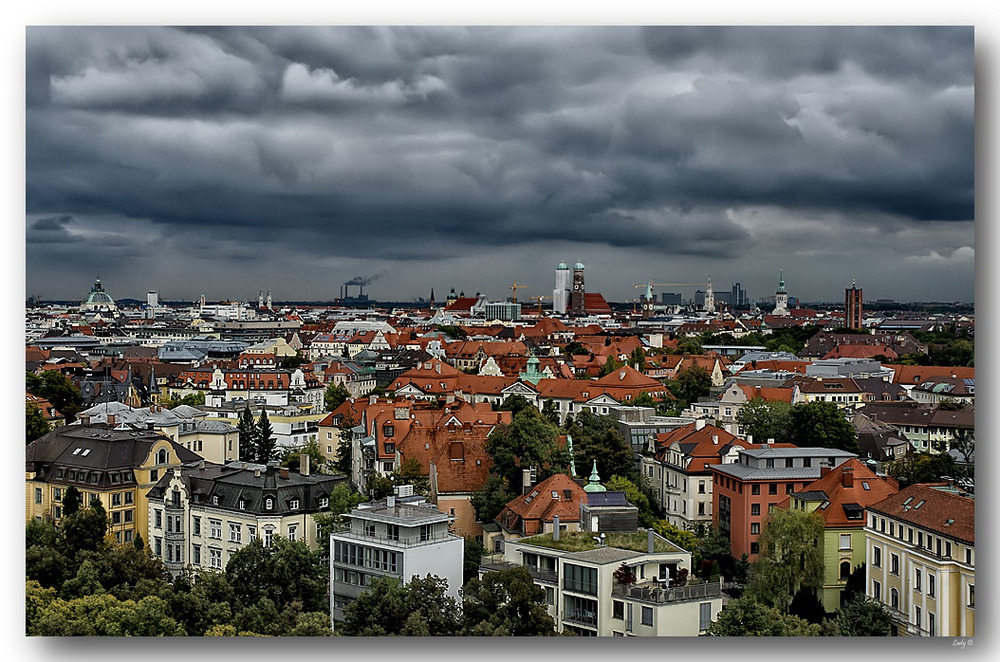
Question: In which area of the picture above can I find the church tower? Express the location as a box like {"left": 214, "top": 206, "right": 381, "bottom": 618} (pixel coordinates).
{"left": 773, "top": 270, "right": 790, "bottom": 316}
{"left": 570, "top": 261, "right": 586, "bottom": 315}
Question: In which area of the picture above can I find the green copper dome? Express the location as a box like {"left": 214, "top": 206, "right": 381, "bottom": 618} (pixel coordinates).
{"left": 574, "top": 261, "right": 585, "bottom": 270}
{"left": 557, "top": 261, "right": 569, "bottom": 270}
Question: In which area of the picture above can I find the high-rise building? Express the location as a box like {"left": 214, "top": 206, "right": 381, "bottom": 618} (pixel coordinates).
{"left": 553, "top": 261, "right": 571, "bottom": 314}
{"left": 845, "top": 280, "right": 863, "bottom": 329}
{"left": 570, "top": 261, "right": 586, "bottom": 315}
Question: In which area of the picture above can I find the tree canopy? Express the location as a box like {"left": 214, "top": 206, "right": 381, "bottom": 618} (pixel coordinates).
{"left": 461, "top": 566, "right": 557, "bottom": 636}
{"left": 340, "top": 574, "right": 462, "bottom": 636}
{"left": 836, "top": 594, "right": 893, "bottom": 636}
{"left": 25, "top": 370, "right": 84, "bottom": 423}
{"left": 324, "top": 382, "right": 351, "bottom": 412}
{"left": 26, "top": 403, "right": 51, "bottom": 444}
{"left": 705, "top": 595, "right": 824, "bottom": 636}
{"left": 737, "top": 398, "right": 792, "bottom": 444}
{"left": 788, "top": 401, "right": 859, "bottom": 453}
{"left": 745, "top": 508, "right": 825, "bottom": 611}
{"left": 485, "top": 406, "right": 567, "bottom": 490}
{"left": 566, "top": 410, "right": 637, "bottom": 484}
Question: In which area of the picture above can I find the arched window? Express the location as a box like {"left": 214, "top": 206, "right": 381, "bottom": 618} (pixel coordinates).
{"left": 840, "top": 560, "right": 852, "bottom": 581}
{"left": 265, "top": 497, "right": 273, "bottom": 510}
{"left": 157, "top": 449, "right": 168, "bottom": 465}
{"left": 891, "top": 588, "right": 899, "bottom": 609}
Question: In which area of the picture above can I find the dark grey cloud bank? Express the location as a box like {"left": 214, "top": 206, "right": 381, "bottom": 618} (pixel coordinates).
{"left": 26, "top": 26, "right": 974, "bottom": 304}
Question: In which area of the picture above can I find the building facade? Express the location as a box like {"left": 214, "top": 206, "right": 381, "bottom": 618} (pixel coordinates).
{"left": 865, "top": 483, "right": 974, "bottom": 637}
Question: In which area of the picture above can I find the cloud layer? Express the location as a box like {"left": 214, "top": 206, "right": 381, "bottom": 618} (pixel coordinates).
{"left": 26, "top": 26, "right": 974, "bottom": 303}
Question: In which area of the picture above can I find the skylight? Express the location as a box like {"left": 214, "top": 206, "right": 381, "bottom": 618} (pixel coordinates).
{"left": 914, "top": 500, "right": 925, "bottom": 509}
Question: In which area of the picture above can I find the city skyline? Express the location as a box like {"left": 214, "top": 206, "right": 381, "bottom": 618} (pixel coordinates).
{"left": 26, "top": 27, "right": 975, "bottom": 304}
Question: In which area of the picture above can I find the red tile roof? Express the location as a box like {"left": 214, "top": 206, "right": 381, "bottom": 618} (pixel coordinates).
{"left": 495, "top": 473, "right": 588, "bottom": 535}
{"left": 776, "top": 458, "right": 899, "bottom": 527}
{"left": 868, "top": 483, "right": 974, "bottom": 544}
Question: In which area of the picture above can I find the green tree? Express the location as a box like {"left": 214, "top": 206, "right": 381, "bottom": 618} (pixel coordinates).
{"left": 598, "top": 356, "right": 624, "bottom": 376}
{"left": 673, "top": 337, "right": 704, "bottom": 355}
{"left": 60, "top": 498, "right": 109, "bottom": 557}
{"left": 257, "top": 409, "right": 276, "bottom": 463}
{"left": 340, "top": 574, "right": 462, "bottom": 636}
{"left": 606, "top": 475, "right": 658, "bottom": 527}
{"left": 836, "top": 594, "right": 893, "bottom": 636}
{"left": 463, "top": 536, "right": 489, "bottom": 584}
{"left": 737, "top": 398, "right": 793, "bottom": 444}
{"left": 629, "top": 347, "right": 647, "bottom": 370}
{"left": 62, "top": 485, "right": 82, "bottom": 517}
{"left": 667, "top": 365, "right": 712, "bottom": 405}
{"left": 886, "top": 451, "right": 962, "bottom": 487}
{"left": 324, "top": 382, "right": 351, "bottom": 412}
{"left": 470, "top": 474, "right": 513, "bottom": 525}
{"left": 461, "top": 566, "right": 558, "bottom": 636}
{"left": 745, "top": 508, "right": 824, "bottom": 611}
{"left": 281, "top": 438, "right": 325, "bottom": 473}
{"left": 789, "top": 401, "right": 859, "bottom": 453}
{"left": 313, "top": 483, "right": 365, "bottom": 561}
{"left": 237, "top": 405, "right": 259, "bottom": 463}
{"left": 28, "top": 592, "right": 187, "bottom": 636}
{"left": 652, "top": 520, "right": 700, "bottom": 553}
{"left": 225, "top": 537, "right": 328, "bottom": 613}
{"left": 705, "top": 595, "right": 824, "bottom": 636}
{"left": 486, "top": 407, "right": 566, "bottom": 490}
{"left": 26, "top": 403, "right": 52, "bottom": 444}
{"left": 541, "top": 399, "right": 560, "bottom": 425}
{"left": 497, "top": 394, "right": 534, "bottom": 417}
{"left": 367, "top": 473, "right": 395, "bottom": 499}
{"left": 567, "top": 410, "right": 637, "bottom": 483}
{"left": 26, "top": 370, "right": 84, "bottom": 423}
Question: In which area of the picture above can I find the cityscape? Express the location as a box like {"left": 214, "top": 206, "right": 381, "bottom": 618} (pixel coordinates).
{"left": 24, "top": 25, "right": 975, "bottom": 643}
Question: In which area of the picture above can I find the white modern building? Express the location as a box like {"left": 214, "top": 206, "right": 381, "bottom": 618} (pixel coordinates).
{"left": 553, "top": 261, "right": 571, "bottom": 314}
{"left": 489, "top": 529, "right": 723, "bottom": 636}
{"left": 329, "top": 496, "right": 464, "bottom": 628}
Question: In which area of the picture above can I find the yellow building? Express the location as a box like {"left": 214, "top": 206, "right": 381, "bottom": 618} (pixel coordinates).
{"left": 866, "top": 482, "right": 974, "bottom": 636}
{"left": 26, "top": 423, "right": 202, "bottom": 545}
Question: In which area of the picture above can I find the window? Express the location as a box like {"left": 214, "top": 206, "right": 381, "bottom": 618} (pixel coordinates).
{"left": 750, "top": 542, "right": 760, "bottom": 555}
{"left": 111, "top": 493, "right": 122, "bottom": 507}
{"left": 386, "top": 524, "right": 399, "bottom": 541}
{"left": 34, "top": 488, "right": 42, "bottom": 504}
{"left": 155, "top": 509, "right": 163, "bottom": 528}
{"left": 229, "top": 523, "right": 241, "bottom": 543}
{"left": 210, "top": 519, "right": 222, "bottom": 539}
{"left": 210, "top": 549, "right": 222, "bottom": 569}
{"left": 928, "top": 612, "right": 935, "bottom": 636}
{"left": 890, "top": 554, "right": 899, "bottom": 575}
{"left": 124, "top": 492, "right": 133, "bottom": 505}
{"left": 150, "top": 469, "right": 158, "bottom": 482}
{"left": 420, "top": 524, "right": 432, "bottom": 541}
{"left": 193, "top": 517, "right": 201, "bottom": 536}
{"left": 914, "top": 606, "right": 921, "bottom": 629}
{"left": 765, "top": 459, "right": 774, "bottom": 469}
{"left": 750, "top": 523, "right": 760, "bottom": 535}
{"left": 112, "top": 511, "right": 122, "bottom": 525}
{"left": 803, "top": 457, "right": 811, "bottom": 467}
{"left": 873, "top": 546, "right": 881, "bottom": 568}
{"left": 613, "top": 600, "right": 624, "bottom": 620}
{"left": 364, "top": 522, "right": 376, "bottom": 537}
{"left": 641, "top": 606, "right": 653, "bottom": 626}
{"left": 290, "top": 499, "right": 300, "bottom": 510}
{"left": 157, "top": 449, "right": 168, "bottom": 464}
{"left": 238, "top": 498, "right": 246, "bottom": 510}
{"left": 53, "top": 488, "right": 62, "bottom": 501}
{"left": 563, "top": 564, "right": 598, "bottom": 595}
{"left": 751, "top": 484, "right": 760, "bottom": 495}
{"left": 840, "top": 560, "right": 851, "bottom": 580}
{"left": 872, "top": 580, "right": 881, "bottom": 601}
{"left": 840, "top": 534, "right": 851, "bottom": 550}
{"left": 698, "top": 480, "right": 706, "bottom": 494}
{"left": 54, "top": 506, "right": 62, "bottom": 519}
{"left": 193, "top": 546, "right": 201, "bottom": 565}
{"left": 915, "top": 568, "right": 922, "bottom": 592}
{"left": 124, "top": 509, "right": 133, "bottom": 523}
{"left": 751, "top": 503, "right": 760, "bottom": 516}
{"left": 891, "top": 588, "right": 899, "bottom": 609}
{"left": 154, "top": 537, "right": 162, "bottom": 556}
{"left": 288, "top": 525, "right": 297, "bottom": 542}
{"left": 264, "top": 527, "right": 274, "bottom": 547}
{"left": 699, "top": 602, "right": 712, "bottom": 631}
{"left": 698, "top": 502, "right": 705, "bottom": 516}
{"left": 265, "top": 497, "right": 274, "bottom": 510}
{"left": 928, "top": 573, "right": 935, "bottom": 597}
{"left": 768, "top": 483, "right": 778, "bottom": 495}
{"left": 319, "top": 497, "right": 329, "bottom": 509}
{"left": 785, "top": 458, "right": 794, "bottom": 468}
{"left": 968, "top": 584, "right": 975, "bottom": 608}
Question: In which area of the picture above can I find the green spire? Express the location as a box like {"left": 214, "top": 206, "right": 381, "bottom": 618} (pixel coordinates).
{"left": 583, "top": 459, "right": 606, "bottom": 493}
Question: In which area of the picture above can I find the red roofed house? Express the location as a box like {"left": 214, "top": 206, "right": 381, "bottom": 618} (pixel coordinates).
{"left": 865, "top": 482, "right": 974, "bottom": 637}
{"left": 778, "top": 459, "right": 899, "bottom": 609}
{"left": 643, "top": 421, "right": 758, "bottom": 532}
{"left": 687, "top": 381, "right": 801, "bottom": 436}
{"left": 485, "top": 473, "right": 589, "bottom": 552}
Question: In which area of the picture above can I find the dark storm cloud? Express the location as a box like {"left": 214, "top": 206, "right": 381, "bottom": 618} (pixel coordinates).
{"left": 25, "top": 26, "right": 974, "bottom": 302}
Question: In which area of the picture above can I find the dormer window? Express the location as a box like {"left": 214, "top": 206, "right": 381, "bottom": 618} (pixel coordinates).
{"left": 238, "top": 498, "right": 246, "bottom": 510}
{"left": 265, "top": 497, "right": 274, "bottom": 510}
{"left": 319, "top": 497, "right": 329, "bottom": 509}
{"left": 157, "top": 449, "right": 168, "bottom": 465}
{"left": 290, "top": 498, "right": 300, "bottom": 510}
{"left": 212, "top": 495, "right": 219, "bottom": 506}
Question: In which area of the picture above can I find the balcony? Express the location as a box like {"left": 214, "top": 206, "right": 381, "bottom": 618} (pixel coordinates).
{"left": 524, "top": 565, "right": 559, "bottom": 584}
{"left": 612, "top": 579, "right": 722, "bottom": 604}
{"left": 563, "top": 609, "right": 598, "bottom": 627}
{"left": 333, "top": 528, "right": 458, "bottom": 548}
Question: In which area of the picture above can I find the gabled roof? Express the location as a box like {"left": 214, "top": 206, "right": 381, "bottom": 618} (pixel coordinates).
{"left": 593, "top": 365, "right": 664, "bottom": 390}
{"left": 887, "top": 365, "right": 974, "bottom": 385}
{"left": 495, "top": 473, "right": 588, "bottom": 535}
{"left": 654, "top": 422, "right": 750, "bottom": 471}
{"left": 778, "top": 458, "right": 898, "bottom": 527}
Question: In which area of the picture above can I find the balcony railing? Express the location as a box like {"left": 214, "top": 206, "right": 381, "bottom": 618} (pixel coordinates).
{"left": 333, "top": 529, "right": 457, "bottom": 548}
{"left": 563, "top": 609, "right": 598, "bottom": 627}
{"left": 524, "top": 565, "right": 559, "bottom": 584}
{"left": 612, "top": 579, "right": 722, "bottom": 604}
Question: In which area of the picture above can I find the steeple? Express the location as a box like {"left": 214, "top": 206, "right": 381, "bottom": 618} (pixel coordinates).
{"left": 583, "top": 460, "right": 607, "bottom": 493}
{"left": 777, "top": 269, "right": 786, "bottom": 294}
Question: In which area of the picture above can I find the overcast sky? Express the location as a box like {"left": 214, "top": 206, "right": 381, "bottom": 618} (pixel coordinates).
{"left": 25, "top": 26, "right": 975, "bottom": 305}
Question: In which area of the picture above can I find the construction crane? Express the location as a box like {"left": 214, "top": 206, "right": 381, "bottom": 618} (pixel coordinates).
{"left": 527, "top": 295, "right": 550, "bottom": 314}
{"left": 509, "top": 281, "right": 528, "bottom": 303}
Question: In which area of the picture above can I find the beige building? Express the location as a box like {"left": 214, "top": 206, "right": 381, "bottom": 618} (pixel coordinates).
{"left": 26, "top": 423, "right": 199, "bottom": 545}
{"left": 147, "top": 460, "right": 348, "bottom": 574}
{"left": 866, "top": 482, "right": 974, "bottom": 636}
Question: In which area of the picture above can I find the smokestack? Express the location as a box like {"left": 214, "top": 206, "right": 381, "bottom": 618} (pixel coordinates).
{"left": 553, "top": 514, "right": 560, "bottom": 540}
{"left": 695, "top": 419, "right": 706, "bottom": 431}
{"left": 300, "top": 453, "right": 310, "bottom": 476}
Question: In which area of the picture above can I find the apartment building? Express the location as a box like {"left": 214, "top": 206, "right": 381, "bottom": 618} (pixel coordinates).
{"left": 146, "top": 460, "right": 347, "bottom": 575}
{"left": 865, "top": 483, "right": 974, "bottom": 636}
{"left": 329, "top": 496, "right": 464, "bottom": 628}
{"left": 489, "top": 529, "right": 722, "bottom": 636}
{"left": 711, "top": 446, "right": 856, "bottom": 561}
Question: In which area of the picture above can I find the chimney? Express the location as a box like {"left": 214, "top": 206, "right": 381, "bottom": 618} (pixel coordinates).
{"left": 553, "top": 514, "right": 560, "bottom": 541}
{"left": 369, "top": 394, "right": 378, "bottom": 405}
{"left": 300, "top": 453, "right": 310, "bottom": 476}
{"left": 146, "top": 419, "right": 156, "bottom": 430}
{"left": 647, "top": 529, "right": 655, "bottom": 554}
{"left": 522, "top": 468, "right": 533, "bottom": 495}
{"left": 279, "top": 467, "right": 289, "bottom": 479}
{"left": 746, "top": 434, "right": 753, "bottom": 445}
{"left": 712, "top": 434, "right": 719, "bottom": 445}
{"left": 199, "top": 460, "right": 205, "bottom": 470}
{"left": 254, "top": 467, "right": 261, "bottom": 478}
{"left": 387, "top": 495, "right": 396, "bottom": 509}
{"left": 107, "top": 414, "right": 116, "bottom": 426}
{"left": 820, "top": 462, "right": 832, "bottom": 477}
{"left": 695, "top": 419, "right": 706, "bottom": 431}
{"left": 80, "top": 414, "right": 91, "bottom": 425}
{"left": 841, "top": 466, "right": 854, "bottom": 487}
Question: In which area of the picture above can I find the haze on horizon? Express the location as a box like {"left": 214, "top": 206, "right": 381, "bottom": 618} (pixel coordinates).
{"left": 26, "top": 27, "right": 975, "bottom": 306}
